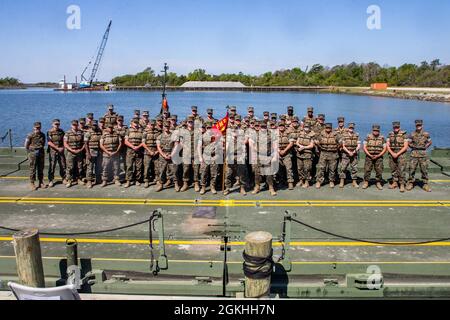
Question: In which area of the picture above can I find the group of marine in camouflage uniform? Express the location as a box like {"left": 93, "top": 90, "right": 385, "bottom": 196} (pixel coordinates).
{"left": 25, "top": 104, "right": 433, "bottom": 194}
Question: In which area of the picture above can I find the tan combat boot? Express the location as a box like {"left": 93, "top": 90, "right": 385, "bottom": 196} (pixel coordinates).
{"left": 194, "top": 182, "right": 200, "bottom": 193}
{"left": 144, "top": 182, "right": 149, "bottom": 188}
{"left": 200, "top": 186, "right": 206, "bottom": 195}
{"left": 210, "top": 185, "right": 217, "bottom": 195}
{"left": 389, "top": 181, "right": 398, "bottom": 189}
{"left": 39, "top": 181, "right": 47, "bottom": 189}
{"left": 164, "top": 180, "right": 172, "bottom": 188}
{"left": 30, "top": 182, "right": 37, "bottom": 191}
{"left": 423, "top": 184, "right": 432, "bottom": 192}
{"left": 174, "top": 181, "right": 181, "bottom": 192}
{"left": 180, "top": 182, "right": 189, "bottom": 192}
{"left": 296, "top": 181, "right": 303, "bottom": 188}
{"left": 136, "top": 181, "right": 141, "bottom": 187}
{"left": 303, "top": 181, "right": 309, "bottom": 189}
{"left": 376, "top": 182, "right": 383, "bottom": 190}
{"left": 329, "top": 181, "right": 335, "bottom": 188}
{"left": 399, "top": 183, "right": 405, "bottom": 193}
{"left": 48, "top": 181, "right": 54, "bottom": 188}
{"left": 78, "top": 179, "right": 85, "bottom": 186}
{"left": 86, "top": 181, "right": 93, "bottom": 189}
{"left": 352, "top": 180, "right": 359, "bottom": 189}
{"left": 114, "top": 180, "right": 122, "bottom": 187}
{"left": 223, "top": 188, "right": 230, "bottom": 196}
{"left": 268, "top": 184, "right": 277, "bottom": 196}
{"left": 406, "top": 182, "right": 414, "bottom": 191}
{"left": 339, "top": 178, "right": 345, "bottom": 188}
{"left": 155, "top": 182, "right": 163, "bottom": 192}
{"left": 66, "top": 181, "right": 72, "bottom": 188}
{"left": 362, "top": 181, "right": 369, "bottom": 189}
{"left": 315, "top": 182, "right": 321, "bottom": 189}
{"left": 252, "top": 184, "right": 260, "bottom": 195}
{"left": 124, "top": 181, "right": 131, "bottom": 188}
{"left": 240, "top": 186, "right": 247, "bottom": 196}
{"left": 288, "top": 182, "right": 294, "bottom": 190}
{"left": 101, "top": 181, "right": 108, "bottom": 188}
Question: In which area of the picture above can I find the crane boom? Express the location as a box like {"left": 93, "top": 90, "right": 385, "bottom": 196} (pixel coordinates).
{"left": 88, "top": 20, "right": 112, "bottom": 85}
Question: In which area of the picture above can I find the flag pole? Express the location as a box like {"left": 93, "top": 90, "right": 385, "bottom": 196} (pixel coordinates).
{"left": 221, "top": 106, "right": 229, "bottom": 192}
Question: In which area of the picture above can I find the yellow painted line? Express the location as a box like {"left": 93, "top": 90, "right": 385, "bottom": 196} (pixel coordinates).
{"left": 3, "top": 255, "right": 450, "bottom": 265}
{"left": 2, "top": 236, "right": 450, "bottom": 247}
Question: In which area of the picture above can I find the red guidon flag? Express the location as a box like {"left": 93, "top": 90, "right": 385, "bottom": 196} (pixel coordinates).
{"left": 160, "top": 97, "right": 169, "bottom": 114}
{"left": 212, "top": 112, "right": 229, "bottom": 135}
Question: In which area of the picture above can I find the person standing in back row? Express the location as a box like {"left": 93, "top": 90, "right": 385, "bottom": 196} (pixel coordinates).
{"left": 25, "top": 122, "right": 47, "bottom": 191}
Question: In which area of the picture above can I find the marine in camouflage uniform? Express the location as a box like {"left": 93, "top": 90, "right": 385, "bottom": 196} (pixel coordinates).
{"left": 156, "top": 122, "right": 179, "bottom": 192}
{"left": 25, "top": 122, "right": 47, "bottom": 190}
{"left": 204, "top": 109, "right": 217, "bottom": 127}
{"left": 199, "top": 122, "right": 220, "bottom": 195}
{"left": 178, "top": 115, "right": 201, "bottom": 192}
{"left": 63, "top": 120, "right": 85, "bottom": 188}
{"left": 139, "top": 111, "right": 150, "bottom": 129}
{"left": 262, "top": 112, "right": 270, "bottom": 125}
{"left": 277, "top": 123, "right": 293, "bottom": 189}
{"left": 284, "top": 106, "right": 296, "bottom": 127}
{"left": 99, "top": 124, "right": 122, "bottom": 187}
{"left": 314, "top": 123, "right": 340, "bottom": 188}
{"left": 362, "top": 125, "right": 387, "bottom": 190}
{"left": 124, "top": 119, "right": 144, "bottom": 187}
{"left": 302, "top": 107, "right": 317, "bottom": 129}
{"left": 142, "top": 120, "right": 160, "bottom": 188}
{"left": 78, "top": 118, "right": 89, "bottom": 182}
{"left": 247, "top": 106, "right": 256, "bottom": 121}
{"left": 104, "top": 104, "right": 118, "bottom": 127}
{"left": 224, "top": 122, "right": 248, "bottom": 196}
{"left": 311, "top": 114, "right": 326, "bottom": 179}
{"left": 406, "top": 120, "right": 432, "bottom": 192}
{"left": 114, "top": 115, "right": 128, "bottom": 174}
{"left": 46, "top": 119, "right": 66, "bottom": 187}
{"left": 190, "top": 106, "right": 203, "bottom": 123}
{"left": 84, "top": 120, "right": 103, "bottom": 188}
{"left": 286, "top": 117, "right": 302, "bottom": 188}
{"left": 248, "top": 121, "right": 277, "bottom": 196}
{"left": 292, "top": 124, "right": 315, "bottom": 188}
{"left": 386, "top": 121, "right": 409, "bottom": 192}
{"left": 338, "top": 123, "right": 361, "bottom": 188}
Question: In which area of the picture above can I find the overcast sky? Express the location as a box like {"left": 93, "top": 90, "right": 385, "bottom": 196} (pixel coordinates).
{"left": 1, "top": 0, "right": 449, "bottom": 82}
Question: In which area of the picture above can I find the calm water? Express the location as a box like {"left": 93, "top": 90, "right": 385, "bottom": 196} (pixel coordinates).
{"left": 0, "top": 88, "right": 449, "bottom": 147}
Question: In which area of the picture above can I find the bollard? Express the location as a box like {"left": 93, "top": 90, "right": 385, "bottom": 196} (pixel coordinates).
{"left": 243, "top": 231, "right": 273, "bottom": 298}
{"left": 12, "top": 228, "right": 45, "bottom": 288}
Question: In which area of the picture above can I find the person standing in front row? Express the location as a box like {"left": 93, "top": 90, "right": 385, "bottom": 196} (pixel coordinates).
{"left": 386, "top": 121, "right": 409, "bottom": 193}
{"left": 406, "top": 120, "right": 432, "bottom": 192}
{"left": 47, "top": 119, "right": 66, "bottom": 188}
{"left": 362, "top": 125, "right": 387, "bottom": 190}
{"left": 25, "top": 122, "right": 47, "bottom": 191}
{"left": 338, "top": 123, "right": 361, "bottom": 188}
{"left": 99, "top": 124, "right": 122, "bottom": 187}
{"left": 64, "top": 120, "right": 85, "bottom": 188}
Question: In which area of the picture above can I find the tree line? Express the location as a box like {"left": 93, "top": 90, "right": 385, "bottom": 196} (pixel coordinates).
{"left": 0, "top": 77, "right": 22, "bottom": 87}
{"left": 111, "top": 59, "right": 450, "bottom": 87}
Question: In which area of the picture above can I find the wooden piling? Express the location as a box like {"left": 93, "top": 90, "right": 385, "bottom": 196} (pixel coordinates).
{"left": 12, "top": 228, "right": 45, "bottom": 288}
{"left": 244, "top": 231, "right": 273, "bottom": 298}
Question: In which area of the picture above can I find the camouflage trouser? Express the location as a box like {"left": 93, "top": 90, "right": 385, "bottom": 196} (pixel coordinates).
{"left": 65, "top": 151, "right": 83, "bottom": 183}
{"left": 339, "top": 153, "right": 359, "bottom": 180}
{"left": 408, "top": 157, "right": 429, "bottom": 183}
{"left": 200, "top": 162, "right": 219, "bottom": 187}
{"left": 296, "top": 157, "right": 313, "bottom": 181}
{"left": 389, "top": 153, "right": 407, "bottom": 184}
{"left": 157, "top": 156, "right": 176, "bottom": 183}
{"left": 252, "top": 164, "right": 274, "bottom": 186}
{"left": 80, "top": 150, "right": 86, "bottom": 180}
{"left": 86, "top": 153, "right": 102, "bottom": 182}
{"left": 125, "top": 149, "right": 144, "bottom": 182}
{"left": 279, "top": 154, "right": 293, "bottom": 184}
{"left": 144, "top": 152, "right": 159, "bottom": 183}
{"left": 48, "top": 149, "right": 66, "bottom": 182}
{"left": 364, "top": 156, "right": 384, "bottom": 182}
{"left": 182, "top": 160, "right": 200, "bottom": 183}
{"left": 101, "top": 154, "right": 120, "bottom": 182}
{"left": 225, "top": 164, "right": 247, "bottom": 189}
{"left": 315, "top": 151, "right": 338, "bottom": 184}
{"left": 28, "top": 149, "right": 45, "bottom": 183}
